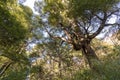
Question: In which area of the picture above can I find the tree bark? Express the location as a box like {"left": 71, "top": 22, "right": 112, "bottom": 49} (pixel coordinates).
{"left": 81, "top": 43, "right": 99, "bottom": 69}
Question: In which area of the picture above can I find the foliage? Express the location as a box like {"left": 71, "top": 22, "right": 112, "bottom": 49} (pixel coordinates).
{"left": 0, "top": 0, "right": 33, "bottom": 60}
{"left": 0, "top": 0, "right": 31, "bottom": 46}
{"left": 39, "top": 0, "right": 120, "bottom": 70}
{"left": 44, "top": 0, "right": 119, "bottom": 25}
{"left": 0, "top": 0, "right": 33, "bottom": 78}
{"left": 0, "top": 63, "right": 28, "bottom": 80}
{"left": 0, "top": 0, "right": 120, "bottom": 80}
{"left": 71, "top": 52, "right": 120, "bottom": 80}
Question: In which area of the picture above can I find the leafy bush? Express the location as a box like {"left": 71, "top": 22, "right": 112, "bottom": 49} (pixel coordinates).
{"left": 71, "top": 54, "right": 120, "bottom": 80}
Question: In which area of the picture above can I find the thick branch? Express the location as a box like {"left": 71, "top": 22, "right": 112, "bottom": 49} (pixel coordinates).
{"left": 89, "top": 12, "right": 107, "bottom": 39}
{"left": 59, "top": 23, "right": 74, "bottom": 41}
{"left": 89, "top": 23, "right": 105, "bottom": 39}
{"left": 45, "top": 27, "right": 71, "bottom": 43}
{"left": 62, "top": 28, "right": 72, "bottom": 41}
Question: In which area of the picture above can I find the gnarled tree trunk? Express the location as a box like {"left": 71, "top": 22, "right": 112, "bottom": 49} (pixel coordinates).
{"left": 81, "top": 43, "right": 99, "bottom": 69}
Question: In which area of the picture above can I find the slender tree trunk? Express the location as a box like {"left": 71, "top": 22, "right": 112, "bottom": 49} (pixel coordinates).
{"left": 26, "top": 67, "right": 30, "bottom": 80}
{"left": 58, "top": 58, "right": 62, "bottom": 78}
{"left": 81, "top": 43, "right": 99, "bottom": 69}
{"left": 0, "top": 61, "right": 13, "bottom": 77}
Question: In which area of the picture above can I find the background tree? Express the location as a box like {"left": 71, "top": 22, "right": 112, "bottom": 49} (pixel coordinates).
{"left": 0, "top": 0, "right": 33, "bottom": 78}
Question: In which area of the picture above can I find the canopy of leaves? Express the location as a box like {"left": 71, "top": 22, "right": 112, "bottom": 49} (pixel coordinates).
{"left": 44, "top": 0, "right": 119, "bottom": 26}
{"left": 0, "top": 0, "right": 120, "bottom": 80}
{"left": 0, "top": 0, "right": 33, "bottom": 65}
{"left": 0, "top": 0, "right": 32, "bottom": 46}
